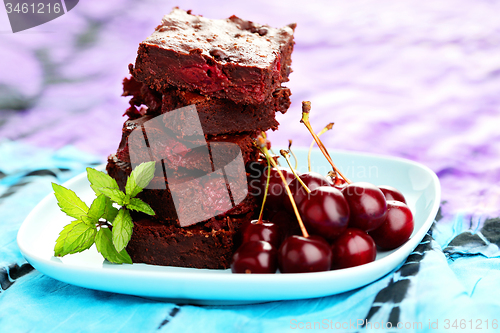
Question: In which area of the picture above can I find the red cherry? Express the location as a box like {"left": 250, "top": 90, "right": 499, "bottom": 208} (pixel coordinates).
{"left": 283, "top": 172, "right": 332, "bottom": 213}
{"left": 342, "top": 182, "right": 387, "bottom": 232}
{"left": 247, "top": 160, "right": 266, "bottom": 179}
{"left": 278, "top": 235, "right": 332, "bottom": 273}
{"left": 331, "top": 228, "right": 376, "bottom": 269}
{"left": 369, "top": 201, "right": 414, "bottom": 250}
{"left": 258, "top": 167, "right": 295, "bottom": 212}
{"left": 332, "top": 177, "right": 348, "bottom": 191}
{"left": 299, "top": 186, "right": 349, "bottom": 241}
{"left": 241, "top": 220, "right": 281, "bottom": 249}
{"left": 269, "top": 210, "right": 300, "bottom": 239}
{"left": 378, "top": 185, "right": 406, "bottom": 204}
{"left": 231, "top": 241, "right": 277, "bottom": 274}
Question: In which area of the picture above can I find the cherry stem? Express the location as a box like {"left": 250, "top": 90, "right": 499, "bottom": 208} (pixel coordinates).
{"left": 280, "top": 149, "right": 311, "bottom": 194}
{"left": 300, "top": 101, "right": 351, "bottom": 184}
{"left": 288, "top": 140, "right": 298, "bottom": 170}
{"left": 257, "top": 152, "right": 272, "bottom": 223}
{"left": 257, "top": 138, "right": 309, "bottom": 238}
{"left": 269, "top": 148, "right": 280, "bottom": 166}
{"left": 327, "top": 170, "right": 344, "bottom": 186}
{"left": 261, "top": 131, "right": 281, "bottom": 167}
{"left": 308, "top": 122, "right": 334, "bottom": 173}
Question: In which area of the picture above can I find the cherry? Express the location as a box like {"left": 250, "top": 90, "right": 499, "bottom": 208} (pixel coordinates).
{"left": 241, "top": 220, "right": 281, "bottom": 249}
{"left": 331, "top": 228, "right": 376, "bottom": 269}
{"left": 299, "top": 186, "right": 349, "bottom": 241}
{"left": 247, "top": 160, "right": 266, "bottom": 180}
{"left": 278, "top": 235, "right": 332, "bottom": 273}
{"left": 283, "top": 172, "right": 331, "bottom": 213}
{"left": 258, "top": 167, "right": 295, "bottom": 212}
{"left": 342, "top": 182, "right": 387, "bottom": 232}
{"left": 332, "top": 177, "right": 348, "bottom": 191}
{"left": 327, "top": 171, "right": 348, "bottom": 191}
{"left": 231, "top": 241, "right": 278, "bottom": 274}
{"left": 369, "top": 201, "right": 414, "bottom": 250}
{"left": 378, "top": 185, "right": 406, "bottom": 204}
{"left": 269, "top": 210, "right": 300, "bottom": 239}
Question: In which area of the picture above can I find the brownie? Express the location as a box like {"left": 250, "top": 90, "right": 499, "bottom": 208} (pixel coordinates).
{"left": 126, "top": 213, "right": 253, "bottom": 269}
{"left": 141, "top": 169, "right": 258, "bottom": 227}
{"left": 122, "top": 76, "right": 291, "bottom": 135}
{"left": 122, "top": 76, "right": 162, "bottom": 118}
{"left": 106, "top": 153, "right": 259, "bottom": 227}
{"left": 114, "top": 115, "right": 260, "bottom": 176}
{"left": 161, "top": 86, "right": 291, "bottom": 136}
{"left": 130, "top": 8, "right": 296, "bottom": 105}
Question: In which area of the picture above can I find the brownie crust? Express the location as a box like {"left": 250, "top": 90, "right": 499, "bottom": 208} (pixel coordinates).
{"left": 130, "top": 8, "right": 295, "bottom": 105}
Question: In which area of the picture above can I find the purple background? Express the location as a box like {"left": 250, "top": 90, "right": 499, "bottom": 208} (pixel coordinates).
{"left": 1, "top": 0, "right": 500, "bottom": 232}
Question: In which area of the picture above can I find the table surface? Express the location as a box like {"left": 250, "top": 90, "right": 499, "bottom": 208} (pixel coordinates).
{"left": 1, "top": 0, "right": 500, "bottom": 332}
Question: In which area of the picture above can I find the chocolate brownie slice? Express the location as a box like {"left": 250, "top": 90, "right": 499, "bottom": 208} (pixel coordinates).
{"left": 107, "top": 152, "right": 259, "bottom": 227}
{"left": 127, "top": 212, "right": 253, "bottom": 269}
{"left": 122, "top": 76, "right": 291, "bottom": 135}
{"left": 161, "top": 86, "right": 291, "bottom": 136}
{"left": 130, "top": 8, "right": 295, "bottom": 105}
{"left": 114, "top": 115, "right": 259, "bottom": 176}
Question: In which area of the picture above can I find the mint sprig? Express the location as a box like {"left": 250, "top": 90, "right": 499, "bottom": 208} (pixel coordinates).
{"left": 112, "top": 208, "right": 133, "bottom": 253}
{"left": 54, "top": 220, "right": 96, "bottom": 257}
{"left": 95, "top": 227, "right": 132, "bottom": 265}
{"left": 52, "top": 184, "right": 89, "bottom": 220}
{"left": 126, "top": 161, "right": 156, "bottom": 198}
{"left": 52, "top": 161, "right": 155, "bottom": 264}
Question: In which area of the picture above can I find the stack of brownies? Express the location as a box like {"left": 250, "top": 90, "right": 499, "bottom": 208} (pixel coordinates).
{"left": 106, "top": 8, "right": 295, "bottom": 269}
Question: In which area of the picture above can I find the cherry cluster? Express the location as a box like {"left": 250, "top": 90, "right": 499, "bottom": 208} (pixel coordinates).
{"left": 230, "top": 101, "right": 414, "bottom": 274}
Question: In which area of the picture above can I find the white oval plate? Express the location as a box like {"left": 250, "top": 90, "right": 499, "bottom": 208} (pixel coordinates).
{"left": 17, "top": 149, "right": 440, "bottom": 304}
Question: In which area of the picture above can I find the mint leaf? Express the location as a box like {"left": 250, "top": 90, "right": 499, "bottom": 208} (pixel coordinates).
{"left": 95, "top": 227, "right": 132, "bottom": 264}
{"left": 127, "top": 198, "right": 155, "bottom": 216}
{"left": 52, "top": 183, "right": 89, "bottom": 220}
{"left": 81, "top": 215, "right": 95, "bottom": 227}
{"left": 98, "top": 187, "right": 127, "bottom": 206}
{"left": 125, "top": 161, "right": 155, "bottom": 198}
{"left": 86, "top": 194, "right": 107, "bottom": 223}
{"left": 112, "top": 209, "right": 133, "bottom": 253}
{"left": 102, "top": 196, "right": 119, "bottom": 222}
{"left": 87, "top": 167, "right": 120, "bottom": 196}
{"left": 54, "top": 220, "right": 97, "bottom": 257}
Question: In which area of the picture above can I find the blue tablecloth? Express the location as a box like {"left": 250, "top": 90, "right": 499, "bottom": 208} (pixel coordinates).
{"left": 2, "top": 0, "right": 500, "bottom": 331}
